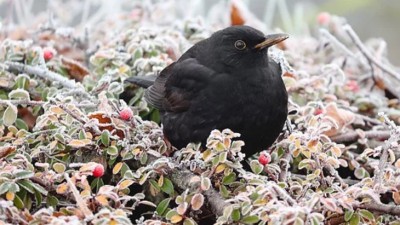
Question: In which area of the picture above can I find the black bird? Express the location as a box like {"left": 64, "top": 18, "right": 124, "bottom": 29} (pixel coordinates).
{"left": 126, "top": 25, "right": 288, "bottom": 158}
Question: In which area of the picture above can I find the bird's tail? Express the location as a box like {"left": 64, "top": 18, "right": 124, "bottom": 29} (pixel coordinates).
{"left": 125, "top": 75, "right": 157, "bottom": 88}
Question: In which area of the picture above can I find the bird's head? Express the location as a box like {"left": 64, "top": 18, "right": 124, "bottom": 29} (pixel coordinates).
{"left": 204, "top": 26, "right": 288, "bottom": 71}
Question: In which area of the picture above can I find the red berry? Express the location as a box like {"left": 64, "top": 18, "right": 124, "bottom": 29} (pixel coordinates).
{"left": 345, "top": 80, "right": 360, "bottom": 92}
{"left": 92, "top": 164, "right": 104, "bottom": 178}
{"left": 119, "top": 108, "right": 133, "bottom": 120}
{"left": 317, "top": 12, "right": 331, "bottom": 25}
{"left": 258, "top": 153, "right": 271, "bottom": 166}
{"left": 43, "top": 49, "right": 54, "bottom": 61}
{"left": 314, "top": 108, "right": 324, "bottom": 115}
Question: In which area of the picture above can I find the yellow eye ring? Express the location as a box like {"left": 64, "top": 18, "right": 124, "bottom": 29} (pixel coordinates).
{"left": 234, "top": 40, "right": 246, "bottom": 50}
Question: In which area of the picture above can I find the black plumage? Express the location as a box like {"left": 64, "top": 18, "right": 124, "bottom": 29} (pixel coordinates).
{"left": 126, "top": 25, "right": 288, "bottom": 158}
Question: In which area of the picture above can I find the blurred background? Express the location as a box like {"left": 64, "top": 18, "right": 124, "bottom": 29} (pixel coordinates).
{"left": 1, "top": 0, "right": 399, "bottom": 64}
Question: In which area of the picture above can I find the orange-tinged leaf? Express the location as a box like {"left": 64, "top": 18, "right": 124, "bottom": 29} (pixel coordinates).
{"left": 293, "top": 148, "right": 301, "bottom": 158}
{"left": 68, "top": 139, "right": 92, "bottom": 147}
{"left": 108, "top": 219, "right": 118, "bottom": 225}
{"left": 215, "top": 164, "right": 226, "bottom": 174}
{"left": 56, "top": 183, "right": 69, "bottom": 194}
{"left": 393, "top": 191, "right": 400, "bottom": 205}
{"left": 171, "top": 215, "right": 183, "bottom": 223}
{"left": 302, "top": 149, "right": 311, "bottom": 158}
{"left": 60, "top": 56, "right": 89, "bottom": 81}
{"left": 113, "top": 162, "right": 123, "bottom": 174}
{"left": 6, "top": 191, "right": 15, "bottom": 201}
{"left": 158, "top": 175, "right": 164, "bottom": 187}
{"left": 49, "top": 106, "right": 65, "bottom": 115}
{"left": 119, "top": 180, "right": 134, "bottom": 189}
{"left": 0, "top": 146, "right": 16, "bottom": 159}
{"left": 96, "top": 195, "right": 109, "bottom": 206}
{"left": 230, "top": 2, "right": 245, "bottom": 25}
{"left": 81, "top": 189, "right": 91, "bottom": 197}
{"left": 132, "top": 148, "right": 142, "bottom": 156}
{"left": 331, "top": 146, "right": 342, "bottom": 157}
{"left": 395, "top": 159, "right": 400, "bottom": 168}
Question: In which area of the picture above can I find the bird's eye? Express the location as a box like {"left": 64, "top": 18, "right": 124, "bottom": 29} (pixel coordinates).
{"left": 234, "top": 40, "right": 246, "bottom": 50}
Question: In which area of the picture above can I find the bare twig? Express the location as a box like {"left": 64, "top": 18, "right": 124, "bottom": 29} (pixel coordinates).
{"left": 319, "top": 29, "right": 355, "bottom": 57}
{"left": 330, "top": 130, "right": 390, "bottom": 143}
{"left": 5, "top": 61, "right": 81, "bottom": 89}
{"left": 343, "top": 25, "right": 400, "bottom": 99}
{"left": 64, "top": 173, "right": 94, "bottom": 219}
{"left": 0, "top": 99, "right": 45, "bottom": 106}
{"left": 353, "top": 201, "right": 400, "bottom": 216}
{"left": 170, "top": 168, "right": 229, "bottom": 217}
{"left": 278, "top": 149, "right": 291, "bottom": 182}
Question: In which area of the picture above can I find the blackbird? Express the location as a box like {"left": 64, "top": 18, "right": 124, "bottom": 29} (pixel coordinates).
{"left": 126, "top": 25, "right": 288, "bottom": 158}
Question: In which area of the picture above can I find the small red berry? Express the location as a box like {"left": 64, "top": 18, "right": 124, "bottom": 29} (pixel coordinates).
{"left": 345, "top": 80, "right": 360, "bottom": 92}
{"left": 317, "top": 12, "right": 331, "bottom": 26}
{"left": 119, "top": 108, "right": 133, "bottom": 120}
{"left": 258, "top": 153, "right": 271, "bottom": 166}
{"left": 314, "top": 108, "right": 324, "bottom": 115}
{"left": 43, "top": 49, "right": 54, "bottom": 61}
{"left": 92, "top": 164, "right": 104, "bottom": 178}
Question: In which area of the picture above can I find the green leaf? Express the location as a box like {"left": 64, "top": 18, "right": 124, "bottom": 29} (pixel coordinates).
{"left": 165, "top": 209, "right": 179, "bottom": 220}
{"left": 15, "top": 118, "right": 28, "bottom": 131}
{"left": 14, "top": 74, "right": 30, "bottom": 90}
{"left": 30, "top": 182, "right": 48, "bottom": 196}
{"left": 359, "top": 209, "right": 374, "bottom": 221}
{"left": 14, "top": 171, "right": 34, "bottom": 180}
{"left": 349, "top": 213, "right": 360, "bottom": 225}
{"left": 17, "top": 180, "right": 35, "bottom": 193}
{"left": 344, "top": 210, "right": 354, "bottom": 221}
{"left": 149, "top": 179, "right": 161, "bottom": 192}
{"left": 241, "top": 215, "right": 259, "bottom": 224}
{"left": 222, "top": 172, "right": 236, "bottom": 185}
{"left": 161, "top": 178, "right": 174, "bottom": 196}
{"left": 34, "top": 189, "right": 43, "bottom": 206}
{"left": 0, "top": 182, "right": 11, "bottom": 195}
{"left": 220, "top": 184, "right": 229, "bottom": 198}
{"left": 79, "top": 129, "right": 86, "bottom": 140}
{"left": 3, "top": 104, "right": 18, "bottom": 126}
{"left": 13, "top": 194, "right": 24, "bottom": 209}
{"left": 90, "top": 178, "right": 104, "bottom": 193}
{"left": 46, "top": 195, "right": 59, "bottom": 208}
{"left": 100, "top": 130, "right": 110, "bottom": 146}
{"left": 9, "top": 183, "right": 20, "bottom": 193}
{"left": 156, "top": 198, "right": 171, "bottom": 216}
{"left": 106, "top": 146, "right": 118, "bottom": 156}
{"left": 8, "top": 89, "right": 30, "bottom": 100}
{"left": 231, "top": 208, "right": 241, "bottom": 222}
{"left": 250, "top": 160, "right": 263, "bottom": 175}
{"left": 183, "top": 218, "right": 197, "bottom": 225}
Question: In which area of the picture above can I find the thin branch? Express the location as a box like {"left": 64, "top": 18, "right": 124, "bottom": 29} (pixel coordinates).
{"left": 353, "top": 201, "right": 400, "bottom": 216}
{"left": 319, "top": 29, "right": 355, "bottom": 57}
{"left": 170, "top": 168, "right": 229, "bottom": 217}
{"left": 330, "top": 130, "right": 390, "bottom": 143}
{"left": 0, "top": 99, "right": 45, "bottom": 106}
{"left": 5, "top": 61, "right": 81, "bottom": 89}
{"left": 64, "top": 173, "right": 94, "bottom": 219}
{"left": 343, "top": 24, "right": 400, "bottom": 81}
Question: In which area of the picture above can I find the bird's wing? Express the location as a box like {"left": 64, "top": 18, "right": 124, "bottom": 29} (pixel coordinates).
{"left": 145, "top": 58, "right": 214, "bottom": 112}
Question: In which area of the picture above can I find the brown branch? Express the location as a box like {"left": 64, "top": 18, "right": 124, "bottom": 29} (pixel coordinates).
{"left": 0, "top": 99, "right": 45, "bottom": 106}
{"left": 330, "top": 130, "right": 390, "bottom": 143}
{"left": 169, "top": 168, "right": 229, "bottom": 217}
{"left": 354, "top": 201, "right": 400, "bottom": 216}
{"left": 343, "top": 25, "right": 400, "bottom": 81}
{"left": 278, "top": 149, "right": 291, "bottom": 182}
{"left": 343, "top": 25, "right": 400, "bottom": 99}
{"left": 6, "top": 61, "right": 81, "bottom": 89}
